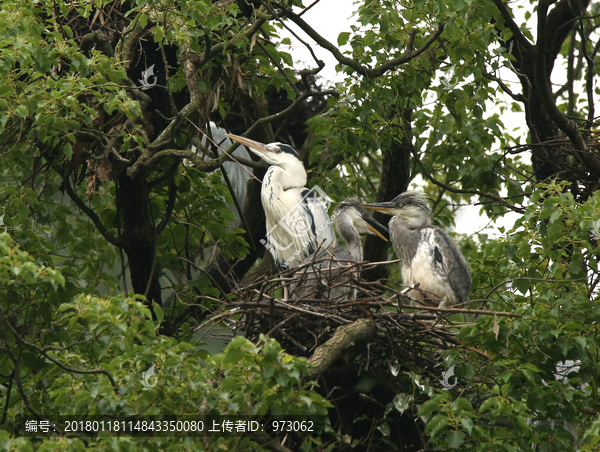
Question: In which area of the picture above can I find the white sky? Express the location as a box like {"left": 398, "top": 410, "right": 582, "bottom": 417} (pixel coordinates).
{"left": 278, "top": 1, "right": 550, "bottom": 239}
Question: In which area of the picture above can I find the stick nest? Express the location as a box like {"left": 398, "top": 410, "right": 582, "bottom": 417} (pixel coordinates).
{"left": 200, "top": 259, "right": 479, "bottom": 378}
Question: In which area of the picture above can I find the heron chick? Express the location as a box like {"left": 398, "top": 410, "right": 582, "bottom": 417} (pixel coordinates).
{"left": 363, "top": 191, "right": 471, "bottom": 307}
{"left": 292, "top": 199, "right": 389, "bottom": 302}
{"left": 226, "top": 134, "right": 335, "bottom": 271}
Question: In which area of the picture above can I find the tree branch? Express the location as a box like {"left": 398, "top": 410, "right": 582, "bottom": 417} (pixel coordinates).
{"left": 535, "top": 1, "right": 588, "bottom": 153}
{"left": 80, "top": 31, "right": 114, "bottom": 57}
{"left": 1, "top": 347, "right": 44, "bottom": 420}
{"left": 115, "top": 17, "right": 149, "bottom": 71}
{"left": 256, "top": 39, "right": 300, "bottom": 96}
{"left": 284, "top": 10, "right": 445, "bottom": 78}
{"left": 490, "top": 0, "right": 533, "bottom": 52}
{"left": 129, "top": 88, "right": 337, "bottom": 176}
{"left": 482, "top": 70, "right": 525, "bottom": 102}
{"left": 157, "top": 173, "right": 178, "bottom": 235}
{"left": 0, "top": 306, "right": 119, "bottom": 395}
{"left": 308, "top": 318, "right": 375, "bottom": 378}
{"left": 578, "top": 17, "right": 600, "bottom": 126}
{"left": 197, "top": 18, "right": 268, "bottom": 68}
{"left": 412, "top": 151, "right": 526, "bottom": 213}
{"left": 57, "top": 165, "right": 122, "bottom": 247}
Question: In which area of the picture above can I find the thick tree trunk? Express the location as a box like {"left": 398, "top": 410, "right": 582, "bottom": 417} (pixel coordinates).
{"left": 507, "top": 0, "right": 590, "bottom": 182}
{"left": 117, "top": 172, "right": 162, "bottom": 306}
{"left": 362, "top": 109, "right": 411, "bottom": 281}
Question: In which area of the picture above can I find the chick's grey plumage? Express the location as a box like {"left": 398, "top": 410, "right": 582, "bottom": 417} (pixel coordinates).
{"left": 364, "top": 191, "right": 471, "bottom": 307}
{"left": 291, "top": 199, "right": 388, "bottom": 302}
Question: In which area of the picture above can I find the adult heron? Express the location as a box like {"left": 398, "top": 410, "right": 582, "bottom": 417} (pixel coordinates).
{"left": 292, "top": 199, "right": 389, "bottom": 301}
{"left": 226, "top": 134, "right": 335, "bottom": 271}
{"left": 363, "top": 191, "right": 471, "bottom": 307}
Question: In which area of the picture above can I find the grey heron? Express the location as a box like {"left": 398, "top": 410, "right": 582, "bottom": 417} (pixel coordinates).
{"left": 192, "top": 123, "right": 252, "bottom": 226}
{"left": 226, "top": 134, "right": 336, "bottom": 271}
{"left": 291, "top": 199, "right": 389, "bottom": 301}
{"left": 363, "top": 191, "right": 471, "bottom": 307}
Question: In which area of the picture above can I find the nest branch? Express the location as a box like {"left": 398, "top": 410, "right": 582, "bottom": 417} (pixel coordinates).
{"left": 308, "top": 318, "right": 375, "bottom": 378}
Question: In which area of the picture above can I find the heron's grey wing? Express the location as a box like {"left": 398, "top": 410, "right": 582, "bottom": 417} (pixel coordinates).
{"left": 426, "top": 227, "right": 471, "bottom": 302}
{"left": 193, "top": 123, "right": 252, "bottom": 224}
{"left": 210, "top": 123, "right": 252, "bottom": 209}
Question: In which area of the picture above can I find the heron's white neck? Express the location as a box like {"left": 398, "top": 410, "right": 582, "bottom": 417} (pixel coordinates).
{"left": 263, "top": 161, "right": 307, "bottom": 195}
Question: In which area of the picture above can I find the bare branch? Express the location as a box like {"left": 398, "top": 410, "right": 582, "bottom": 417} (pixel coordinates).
{"left": 534, "top": 1, "right": 593, "bottom": 161}
{"left": 412, "top": 151, "right": 526, "bottom": 213}
{"left": 57, "top": 165, "right": 122, "bottom": 247}
{"left": 482, "top": 70, "right": 525, "bottom": 102}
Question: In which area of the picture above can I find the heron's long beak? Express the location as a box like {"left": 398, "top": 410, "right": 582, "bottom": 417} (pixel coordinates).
{"left": 226, "top": 134, "right": 273, "bottom": 157}
{"left": 361, "top": 201, "right": 397, "bottom": 214}
{"left": 363, "top": 214, "right": 389, "bottom": 241}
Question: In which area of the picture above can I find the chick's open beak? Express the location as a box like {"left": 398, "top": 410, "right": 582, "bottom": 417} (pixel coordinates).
{"left": 363, "top": 214, "right": 389, "bottom": 241}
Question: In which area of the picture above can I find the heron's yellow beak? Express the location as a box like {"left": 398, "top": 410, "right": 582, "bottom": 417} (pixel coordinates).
{"left": 362, "top": 214, "right": 389, "bottom": 241}
{"left": 362, "top": 201, "right": 397, "bottom": 214}
{"left": 226, "top": 134, "right": 272, "bottom": 156}
{"left": 368, "top": 225, "right": 388, "bottom": 241}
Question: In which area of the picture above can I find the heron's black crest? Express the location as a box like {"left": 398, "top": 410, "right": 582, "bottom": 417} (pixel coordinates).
{"left": 336, "top": 198, "right": 362, "bottom": 212}
{"left": 275, "top": 143, "right": 299, "bottom": 158}
{"left": 336, "top": 198, "right": 372, "bottom": 217}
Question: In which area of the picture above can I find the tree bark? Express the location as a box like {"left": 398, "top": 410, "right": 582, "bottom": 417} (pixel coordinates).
{"left": 308, "top": 318, "right": 375, "bottom": 378}
{"left": 117, "top": 172, "right": 162, "bottom": 306}
{"left": 502, "top": 0, "right": 592, "bottom": 181}
{"left": 362, "top": 109, "right": 412, "bottom": 281}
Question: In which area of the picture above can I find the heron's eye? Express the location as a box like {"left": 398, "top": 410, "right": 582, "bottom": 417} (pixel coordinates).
{"left": 277, "top": 149, "right": 282, "bottom": 153}
{"left": 398, "top": 202, "right": 404, "bottom": 207}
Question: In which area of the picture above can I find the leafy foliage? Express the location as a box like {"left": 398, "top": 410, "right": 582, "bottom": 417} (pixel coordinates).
{"left": 2, "top": 0, "right": 600, "bottom": 450}
{"left": 0, "top": 233, "right": 330, "bottom": 450}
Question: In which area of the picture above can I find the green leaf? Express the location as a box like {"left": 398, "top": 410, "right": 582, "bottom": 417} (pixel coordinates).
{"left": 152, "top": 301, "right": 164, "bottom": 323}
{"left": 460, "top": 417, "right": 473, "bottom": 435}
{"left": 417, "top": 399, "right": 439, "bottom": 416}
{"left": 337, "top": 32, "right": 351, "bottom": 46}
{"left": 63, "top": 142, "right": 73, "bottom": 160}
{"left": 446, "top": 431, "right": 465, "bottom": 448}
{"left": 16, "top": 105, "right": 28, "bottom": 118}
{"left": 513, "top": 278, "right": 529, "bottom": 294}
{"left": 479, "top": 397, "right": 497, "bottom": 413}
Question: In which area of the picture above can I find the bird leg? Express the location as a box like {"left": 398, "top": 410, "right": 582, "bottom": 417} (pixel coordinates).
{"left": 283, "top": 284, "right": 289, "bottom": 300}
